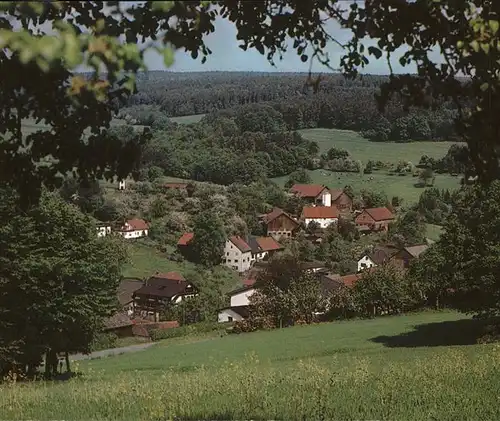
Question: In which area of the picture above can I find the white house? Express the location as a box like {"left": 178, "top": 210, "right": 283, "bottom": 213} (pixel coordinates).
{"left": 357, "top": 255, "right": 377, "bottom": 272}
{"left": 217, "top": 285, "right": 255, "bottom": 323}
{"left": 223, "top": 236, "right": 253, "bottom": 273}
{"left": 246, "top": 236, "right": 283, "bottom": 263}
{"left": 302, "top": 206, "right": 339, "bottom": 229}
{"left": 116, "top": 218, "right": 149, "bottom": 239}
{"left": 96, "top": 224, "right": 112, "bottom": 238}
{"left": 118, "top": 180, "right": 126, "bottom": 190}
{"left": 289, "top": 184, "right": 331, "bottom": 207}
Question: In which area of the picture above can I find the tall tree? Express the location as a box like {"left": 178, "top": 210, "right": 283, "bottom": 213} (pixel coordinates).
{"left": 0, "top": 189, "right": 127, "bottom": 378}
{"left": 190, "top": 211, "right": 226, "bottom": 267}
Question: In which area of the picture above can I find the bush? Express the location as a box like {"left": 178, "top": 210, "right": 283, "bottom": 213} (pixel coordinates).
{"left": 149, "top": 321, "right": 226, "bottom": 341}
{"left": 90, "top": 332, "right": 118, "bottom": 352}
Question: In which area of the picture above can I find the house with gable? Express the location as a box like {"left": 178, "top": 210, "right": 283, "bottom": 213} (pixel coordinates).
{"left": 390, "top": 244, "right": 429, "bottom": 270}
{"left": 96, "top": 222, "right": 112, "bottom": 238}
{"left": 223, "top": 236, "right": 253, "bottom": 273}
{"left": 290, "top": 184, "right": 332, "bottom": 207}
{"left": 355, "top": 207, "right": 395, "bottom": 233}
{"left": 302, "top": 205, "right": 339, "bottom": 229}
{"left": 217, "top": 284, "right": 255, "bottom": 323}
{"left": 357, "top": 245, "right": 399, "bottom": 272}
{"left": 261, "top": 207, "right": 300, "bottom": 240}
{"left": 133, "top": 271, "right": 198, "bottom": 321}
{"left": 116, "top": 218, "right": 149, "bottom": 239}
{"left": 329, "top": 189, "right": 353, "bottom": 212}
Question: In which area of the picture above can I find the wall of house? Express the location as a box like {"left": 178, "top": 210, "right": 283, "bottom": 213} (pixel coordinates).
{"left": 97, "top": 226, "right": 111, "bottom": 237}
{"left": 305, "top": 217, "right": 338, "bottom": 229}
{"left": 357, "top": 256, "right": 376, "bottom": 272}
{"left": 119, "top": 229, "right": 149, "bottom": 239}
{"left": 230, "top": 289, "right": 255, "bottom": 307}
{"left": 223, "top": 241, "right": 252, "bottom": 273}
{"left": 333, "top": 193, "right": 352, "bottom": 211}
{"left": 172, "top": 292, "right": 197, "bottom": 304}
{"left": 267, "top": 215, "right": 297, "bottom": 239}
{"left": 218, "top": 309, "right": 246, "bottom": 323}
{"left": 321, "top": 192, "right": 332, "bottom": 207}
{"left": 390, "top": 250, "right": 413, "bottom": 270}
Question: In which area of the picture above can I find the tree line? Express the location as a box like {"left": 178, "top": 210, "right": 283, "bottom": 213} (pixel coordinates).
{"left": 118, "top": 71, "right": 460, "bottom": 143}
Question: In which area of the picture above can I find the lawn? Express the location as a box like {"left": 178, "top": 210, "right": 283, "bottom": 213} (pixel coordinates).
{"left": 426, "top": 223, "right": 444, "bottom": 242}
{"left": 300, "top": 128, "right": 458, "bottom": 164}
{"left": 122, "top": 242, "right": 196, "bottom": 279}
{"left": 273, "top": 169, "right": 460, "bottom": 205}
{"left": 170, "top": 114, "right": 205, "bottom": 124}
{"left": 3, "top": 310, "right": 499, "bottom": 420}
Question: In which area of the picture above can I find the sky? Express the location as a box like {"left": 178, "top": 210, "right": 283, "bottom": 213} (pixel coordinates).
{"left": 143, "top": 16, "right": 443, "bottom": 75}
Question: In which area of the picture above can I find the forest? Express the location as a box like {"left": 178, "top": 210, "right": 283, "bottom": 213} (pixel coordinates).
{"left": 117, "top": 71, "right": 460, "bottom": 143}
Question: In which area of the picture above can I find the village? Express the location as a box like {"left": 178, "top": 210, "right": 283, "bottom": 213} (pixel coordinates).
{"left": 99, "top": 180, "right": 430, "bottom": 337}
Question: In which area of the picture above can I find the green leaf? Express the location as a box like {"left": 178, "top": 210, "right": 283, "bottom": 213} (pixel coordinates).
{"left": 481, "top": 43, "right": 490, "bottom": 54}
{"left": 489, "top": 20, "right": 499, "bottom": 35}
{"left": 163, "top": 46, "right": 174, "bottom": 68}
{"left": 470, "top": 40, "right": 480, "bottom": 52}
{"left": 480, "top": 82, "right": 489, "bottom": 91}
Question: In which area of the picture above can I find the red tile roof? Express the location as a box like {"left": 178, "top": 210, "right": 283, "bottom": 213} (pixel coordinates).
{"left": 339, "top": 267, "right": 376, "bottom": 288}
{"left": 229, "top": 236, "right": 252, "bottom": 253}
{"left": 255, "top": 236, "right": 282, "bottom": 252}
{"left": 302, "top": 206, "right": 339, "bottom": 219}
{"left": 290, "top": 184, "right": 328, "bottom": 198}
{"left": 152, "top": 271, "right": 185, "bottom": 282}
{"left": 121, "top": 218, "right": 149, "bottom": 231}
{"left": 330, "top": 189, "right": 351, "bottom": 201}
{"left": 364, "top": 207, "right": 395, "bottom": 221}
{"left": 177, "top": 232, "right": 194, "bottom": 246}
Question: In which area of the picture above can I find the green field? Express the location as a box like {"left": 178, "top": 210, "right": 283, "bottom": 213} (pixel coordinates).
{"left": 300, "top": 128, "right": 458, "bottom": 164}
{"left": 426, "top": 223, "right": 444, "bottom": 242}
{"left": 3, "top": 310, "right": 499, "bottom": 420}
{"left": 170, "top": 114, "right": 205, "bottom": 124}
{"left": 273, "top": 169, "right": 460, "bottom": 205}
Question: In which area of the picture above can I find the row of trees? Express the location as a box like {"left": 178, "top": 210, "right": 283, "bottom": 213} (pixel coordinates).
{"left": 121, "top": 73, "right": 459, "bottom": 143}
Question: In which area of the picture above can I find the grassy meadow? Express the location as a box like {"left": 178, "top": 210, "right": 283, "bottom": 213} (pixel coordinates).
{"left": 272, "top": 128, "right": 462, "bottom": 204}
{"left": 273, "top": 168, "right": 459, "bottom": 205}
{"left": 300, "top": 128, "right": 458, "bottom": 163}
{"left": 3, "top": 310, "right": 500, "bottom": 420}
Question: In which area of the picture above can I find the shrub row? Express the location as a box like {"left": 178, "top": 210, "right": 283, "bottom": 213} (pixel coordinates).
{"left": 149, "top": 321, "right": 227, "bottom": 341}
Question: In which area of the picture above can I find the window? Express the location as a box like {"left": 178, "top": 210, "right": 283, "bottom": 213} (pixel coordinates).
{"left": 226, "top": 252, "right": 229, "bottom": 256}
{"left": 234, "top": 259, "right": 238, "bottom": 263}
{"left": 230, "top": 245, "right": 233, "bottom": 249}
{"left": 228, "top": 316, "right": 233, "bottom": 322}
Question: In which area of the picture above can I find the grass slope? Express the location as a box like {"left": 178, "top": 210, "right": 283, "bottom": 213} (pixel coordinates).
{"left": 426, "top": 223, "right": 444, "bottom": 242}
{"left": 300, "top": 128, "right": 458, "bottom": 164}
{"left": 3, "top": 310, "right": 499, "bottom": 420}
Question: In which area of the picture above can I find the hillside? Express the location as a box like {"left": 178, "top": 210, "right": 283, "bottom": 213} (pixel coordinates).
{"left": 3, "top": 311, "right": 499, "bottom": 420}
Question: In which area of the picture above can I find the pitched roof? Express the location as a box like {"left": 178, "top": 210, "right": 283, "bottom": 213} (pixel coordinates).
{"left": 290, "top": 184, "right": 328, "bottom": 198}
{"left": 247, "top": 236, "right": 283, "bottom": 253}
{"left": 134, "top": 273, "right": 194, "bottom": 299}
{"left": 363, "top": 207, "right": 395, "bottom": 221}
{"left": 339, "top": 267, "right": 376, "bottom": 288}
{"left": 228, "top": 284, "right": 255, "bottom": 296}
{"left": 178, "top": 232, "right": 194, "bottom": 246}
{"left": 229, "top": 236, "right": 252, "bottom": 253}
{"left": 120, "top": 218, "right": 149, "bottom": 231}
{"left": 103, "top": 312, "right": 133, "bottom": 330}
{"left": 262, "top": 207, "right": 298, "bottom": 225}
{"left": 302, "top": 206, "right": 339, "bottom": 219}
{"left": 404, "top": 244, "right": 429, "bottom": 258}
{"left": 363, "top": 245, "right": 399, "bottom": 265}
{"left": 329, "top": 189, "right": 348, "bottom": 201}
{"left": 219, "top": 305, "right": 250, "bottom": 318}
{"left": 117, "top": 278, "right": 144, "bottom": 306}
